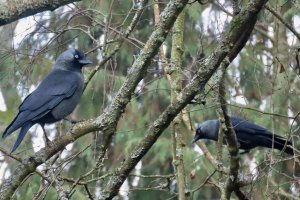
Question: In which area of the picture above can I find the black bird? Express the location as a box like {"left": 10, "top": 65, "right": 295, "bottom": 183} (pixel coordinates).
{"left": 192, "top": 116, "right": 294, "bottom": 155}
{"left": 3, "top": 49, "right": 92, "bottom": 152}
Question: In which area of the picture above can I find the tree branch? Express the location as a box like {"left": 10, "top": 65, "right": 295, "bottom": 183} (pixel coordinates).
{"left": 101, "top": 0, "right": 268, "bottom": 199}
{"left": 0, "top": 0, "right": 82, "bottom": 27}
{"left": 170, "top": 8, "right": 188, "bottom": 200}
{"left": 84, "top": 0, "right": 148, "bottom": 90}
{"left": 265, "top": 5, "right": 300, "bottom": 41}
{"left": 215, "top": 63, "right": 244, "bottom": 199}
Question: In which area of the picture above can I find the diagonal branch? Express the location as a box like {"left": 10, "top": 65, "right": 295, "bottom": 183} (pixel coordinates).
{"left": 101, "top": 0, "right": 268, "bottom": 199}
{"left": 0, "top": 0, "right": 82, "bottom": 27}
{"left": 83, "top": 0, "right": 148, "bottom": 90}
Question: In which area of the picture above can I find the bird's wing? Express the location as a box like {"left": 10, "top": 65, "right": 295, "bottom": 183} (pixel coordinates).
{"left": 230, "top": 116, "right": 291, "bottom": 151}
{"left": 229, "top": 116, "right": 271, "bottom": 149}
{"left": 20, "top": 70, "right": 80, "bottom": 112}
{"left": 231, "top": 116, "right": 288, "bottom": 138}
{"left": 230, "top": 116, "right": 268, "bottom": 135}
{"left": 3, "top": 70, "right": 80, "bottom": 136}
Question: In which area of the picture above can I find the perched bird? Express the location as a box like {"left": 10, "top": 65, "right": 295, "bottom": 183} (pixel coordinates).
{"left": 192, "top": 116, "right": 294, "bottom": 155}
{"left": 3, "top": 49, "right": 92, "bottom": 152}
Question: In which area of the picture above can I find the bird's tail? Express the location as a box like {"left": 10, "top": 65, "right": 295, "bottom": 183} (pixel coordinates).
{"left": 3, "top": 113, "right": 24, "bottom": 138}
{"left": 273, "top": 136, "right": 294, "bottom": 155}
{"left": 3, "top": 120, "right": 18, "bottom": 139}
{"left": 11, "top": 122, "right": 33, "bottom": 152}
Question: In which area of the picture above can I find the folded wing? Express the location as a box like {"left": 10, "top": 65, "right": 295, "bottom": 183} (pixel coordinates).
{"left": 3, "top": 70, "right": 79, "bottom": 138}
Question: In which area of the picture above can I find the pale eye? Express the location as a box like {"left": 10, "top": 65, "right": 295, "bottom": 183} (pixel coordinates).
{"left": 74, "top": 54, "right": 79, "bottom": 59}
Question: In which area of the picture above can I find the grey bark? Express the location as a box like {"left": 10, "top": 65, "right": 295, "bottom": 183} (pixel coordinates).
{"left": 0, "top": 0, "right": 81, "bottom": 27}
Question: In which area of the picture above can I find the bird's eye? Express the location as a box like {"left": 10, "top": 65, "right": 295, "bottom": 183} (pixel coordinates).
{"left": 74, "top": 54, "right": 79, "bottom": 59}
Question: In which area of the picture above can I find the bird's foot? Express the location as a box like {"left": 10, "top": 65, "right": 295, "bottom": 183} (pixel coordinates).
{"left": 41, "top": 125, "right": 51, "bottom": 146}
{"left": 44, "top": 135, "right": 51, "bottom": 146}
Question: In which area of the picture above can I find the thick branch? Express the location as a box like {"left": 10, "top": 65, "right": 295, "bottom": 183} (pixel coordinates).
{"left": 170, "top": 9, "right": 187, "bottom": 200}
{"left": 102, "top": 0, "right": 268, "bottom": 199}
{"left": 0, "top": 0, "right": 81, "bottom": 27}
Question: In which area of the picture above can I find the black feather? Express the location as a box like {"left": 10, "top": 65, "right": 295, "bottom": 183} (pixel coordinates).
{"left": 2, "top": 49, "right": 92, "bottom": 152}
{"left": 193, "top": 116, "right": 294, "bottom": 155}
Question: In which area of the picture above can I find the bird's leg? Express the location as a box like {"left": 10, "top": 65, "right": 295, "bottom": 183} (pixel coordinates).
{"left": 41, "top": 125, "right": 51, "bottom": 145}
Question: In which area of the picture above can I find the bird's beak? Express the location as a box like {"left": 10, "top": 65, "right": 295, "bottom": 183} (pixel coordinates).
{"left": 79, "top": 58, "right": 92, "bottom": 65}
{"left": 192, "top": 135, "right": 201, "bottom": 144}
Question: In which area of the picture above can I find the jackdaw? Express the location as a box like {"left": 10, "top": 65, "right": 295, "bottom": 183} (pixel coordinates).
{"left": 3, "top": 49, "right": 92, "bottom": 152}
{"left": 192, "top": 116, "right": 294, "bottom": 155}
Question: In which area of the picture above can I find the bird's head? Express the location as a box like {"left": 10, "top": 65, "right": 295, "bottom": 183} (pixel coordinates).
{"left": 192, "top": 127, "right": 205, "bottom": 143}
{"left": 54, "top": 49, "right": 92, "bottom": 70}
